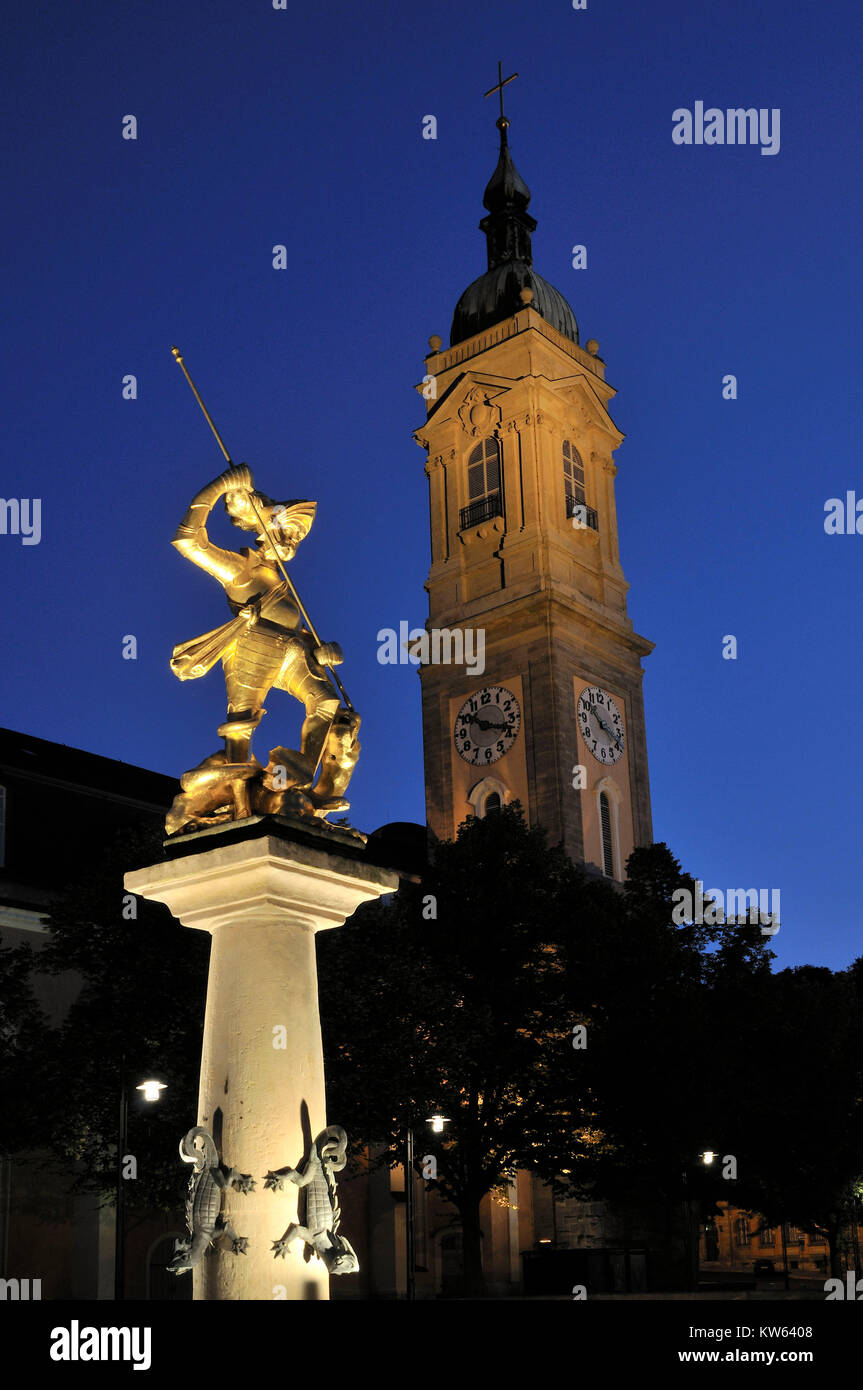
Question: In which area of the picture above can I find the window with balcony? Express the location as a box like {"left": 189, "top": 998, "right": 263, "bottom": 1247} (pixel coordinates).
{"left": 735, "top": 1218, "right": 751, "bottom": 1246}
{"left": 563, "top": 441, "right": 598, "bottom": 530}
{"left": 460, "top": 438, "right": 502, "bottom": 530}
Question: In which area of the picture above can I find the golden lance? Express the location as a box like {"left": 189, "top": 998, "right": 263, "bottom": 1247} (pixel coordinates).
{"left": 170, "top": 346, "right": 354, "bottom": 713}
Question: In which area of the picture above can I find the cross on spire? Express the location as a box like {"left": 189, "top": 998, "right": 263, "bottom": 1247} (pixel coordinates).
{"left": 484, "top": 60, "right": 518, "bottom": 126}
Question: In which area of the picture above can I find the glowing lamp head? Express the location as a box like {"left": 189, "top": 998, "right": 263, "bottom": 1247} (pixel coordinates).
{"left": 137, "top": 1079, "right": 167, "bottom": 1104}
{"left": 702, "top": 1150, "right": 716, "bottom": 1166}
{"left": 429, "top": 1114, "right": 447, "bottom": 1134}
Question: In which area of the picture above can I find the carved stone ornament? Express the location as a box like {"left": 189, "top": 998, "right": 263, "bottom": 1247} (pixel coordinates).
{"left": 458, "top": 387, "right": 502, "bottom": 437}
{"left": 458, "top": 515, "right": 505, "bottom": 547}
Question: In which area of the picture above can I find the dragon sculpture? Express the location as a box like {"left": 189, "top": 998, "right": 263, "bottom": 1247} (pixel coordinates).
{"left": 264, "top": 1125, "right": 359, "bottom": 1275}
{"left": 167, "top": 1126, "right": 255, "bottom": 1275}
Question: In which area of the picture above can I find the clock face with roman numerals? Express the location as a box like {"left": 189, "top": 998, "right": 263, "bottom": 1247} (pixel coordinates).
{"left": 577, "top": 685, "right": 625, "bottom": 765}
{"left": 454, "top": 686, "right": 521, "bottom": 765}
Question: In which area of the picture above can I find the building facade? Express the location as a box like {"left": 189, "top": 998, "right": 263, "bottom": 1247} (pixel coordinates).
{"left": 416, "top": 110, "right": 653, "bottom": 879}
{"left": 0, "top": 726, "right": 185, "bottom": 1300}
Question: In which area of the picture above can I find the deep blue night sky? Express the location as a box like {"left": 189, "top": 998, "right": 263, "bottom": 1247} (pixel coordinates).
{"left": 2, "top": 0, "right": 861, "bottom": 970}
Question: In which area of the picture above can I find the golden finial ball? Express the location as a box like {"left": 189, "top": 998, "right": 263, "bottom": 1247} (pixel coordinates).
{"left": 519, "top": 287, "right": 534, "bottom": 306}
{"left": 586, "top": 339, "right": 600, "bottom": 356}
{"left": 428, "top": 334, "right": 442, "bottom": 352}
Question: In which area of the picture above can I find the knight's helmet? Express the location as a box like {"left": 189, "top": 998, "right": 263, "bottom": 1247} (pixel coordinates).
{"left": 226, "top": 489, "right": 317, "bottom": 550}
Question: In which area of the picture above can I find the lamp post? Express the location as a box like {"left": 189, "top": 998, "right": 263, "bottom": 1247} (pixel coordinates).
{"left": 114, "top": 1073, "right": 167, "bottom": 1301}
{"left": 404, "top": 1114, "right": 449, "bottom": 1300}
{"left": 405, "top": 1126, "right": 415, "bottom": 1303}
{"left": 682, "top": 1149, "right": 717, "bottom": 1292}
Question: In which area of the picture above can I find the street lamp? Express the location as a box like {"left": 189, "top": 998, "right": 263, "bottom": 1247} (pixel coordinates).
{"left": 136, "top": 1079, "right": 167, "bottom": 1104}
{"left": 404, "top": 1113, "right": 449, "bottom": 1301}
{"left": 115, "top": 1073, "right": 167, "bottom": 1300}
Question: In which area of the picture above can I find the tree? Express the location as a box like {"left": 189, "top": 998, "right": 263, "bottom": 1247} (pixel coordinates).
{"left": 542, "top": 843, "right": 775, "bottom": 1212}
{"left": 8, "top": 822, "right": 209, "bottom": 1213}
{"left": 319, "top": 825, "right": 781, "bottom": 1294}
{"left": 730, "top": 963, "right": 863, "bottom": 1277}
{"left": 318, "top": 803, "right": 606, "bottom": 1295}
{"left": 0, "top": 938, "right": 49, "bottom": 1154}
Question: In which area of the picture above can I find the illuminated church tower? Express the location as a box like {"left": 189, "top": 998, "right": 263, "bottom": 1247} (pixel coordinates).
{"left": 415, "top": 93, "right": 653, "bottom": 877}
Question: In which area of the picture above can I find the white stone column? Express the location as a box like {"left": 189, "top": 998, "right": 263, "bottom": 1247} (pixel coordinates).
{"left": 125, "top": 826, "right": 398, "bottom": 1301}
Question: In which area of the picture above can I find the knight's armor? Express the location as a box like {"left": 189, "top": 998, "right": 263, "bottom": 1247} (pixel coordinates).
{"left": 166, "top": 465, "right": 359, "bottom": 833}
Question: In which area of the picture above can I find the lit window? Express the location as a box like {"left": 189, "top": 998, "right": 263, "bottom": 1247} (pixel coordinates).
{"left": 735, "top": 1218, "right": 751, "bottom": 1246}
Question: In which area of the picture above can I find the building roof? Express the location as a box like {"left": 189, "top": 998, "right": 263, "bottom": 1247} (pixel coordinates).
{"left": 0, "top": 725, "right": 177, "bottom": 810}
{"left": 450, "top": 117, "right": 579, "bottom": 349}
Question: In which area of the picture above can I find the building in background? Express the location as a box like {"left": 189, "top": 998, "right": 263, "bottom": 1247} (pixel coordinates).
{"left": 0, "top": 725, "right": 182, "bottom": 1300}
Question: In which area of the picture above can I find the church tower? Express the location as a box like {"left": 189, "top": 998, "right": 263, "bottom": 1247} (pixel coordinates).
{"left": 415, "top": 98, "right": 653, "bottom": 876}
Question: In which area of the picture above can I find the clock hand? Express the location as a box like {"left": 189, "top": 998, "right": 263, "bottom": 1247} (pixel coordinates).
{"left": 586, "top": 701, "right": 623, "bottom": 749}
{"left": 471, "top": 715, "right": 505, "bottom": 733}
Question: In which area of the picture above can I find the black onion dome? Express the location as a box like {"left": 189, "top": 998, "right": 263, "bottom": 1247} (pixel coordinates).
{"left": 450, "top": 118, "right": 578, "bottom": 348}
{"left": 483, "top": 135, "right": 531, "bottom": 213}
{"left": 451, "top": 263, "right": 579, "bottom": 346}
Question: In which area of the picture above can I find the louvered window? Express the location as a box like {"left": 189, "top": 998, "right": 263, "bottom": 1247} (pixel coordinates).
{"left": 563, "top": 440, "right": 586, "bottom": 506}
{"left": 460, "top": 438, "right": 503, "bottom": 529}
{"left": 468, "top": 438, "right": 500, "bottom": 499}
{"left": 600, "top": 791, "right": 615, "bottom": 878}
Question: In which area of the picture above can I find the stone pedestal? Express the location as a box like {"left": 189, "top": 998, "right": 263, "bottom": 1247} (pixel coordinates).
{"left": 125, "top": 820, "right": 398, "bottom": 1301}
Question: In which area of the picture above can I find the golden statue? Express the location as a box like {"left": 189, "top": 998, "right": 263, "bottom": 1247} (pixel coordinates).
{"left": 165, "top": 354, "right": 360, "bottom": 837}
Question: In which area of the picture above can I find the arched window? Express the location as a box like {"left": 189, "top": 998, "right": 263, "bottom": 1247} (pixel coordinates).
{"left": 563, "top": 441, "right": 597, "bottom": 529}
{"left": 563, "top": 440, "right": 586, "bottom": 508}
{"left": 460, "top": 437, "right": 502, "bottom": 529}
{"left": 468, "top": 776, "right": 509, "bottom": 820}
{"left": 599, "top": 791, "right": 615, "bottom": 878}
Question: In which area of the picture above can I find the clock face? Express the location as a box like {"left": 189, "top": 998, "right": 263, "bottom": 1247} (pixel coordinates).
{"left": 577, "top": 685, "right": 625, "bottom": 765}
{"left": 454, "top": 686, "right": 521, "bottom": 765}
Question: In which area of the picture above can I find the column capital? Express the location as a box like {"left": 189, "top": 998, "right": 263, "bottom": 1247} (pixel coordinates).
{"left": 125, "top": 823, "right": 399, "bottom": 934}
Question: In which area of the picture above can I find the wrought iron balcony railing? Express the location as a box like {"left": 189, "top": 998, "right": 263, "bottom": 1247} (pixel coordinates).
{"left": 566, "top": 495, "right": 599, "bottom": 531}
{"left": 459, "top": 494, "right": 503, "bottom": 530}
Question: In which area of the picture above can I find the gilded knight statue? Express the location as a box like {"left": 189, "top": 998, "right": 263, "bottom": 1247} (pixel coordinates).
{"left": 165, "top": 462, "right": 360, "bottom": 836}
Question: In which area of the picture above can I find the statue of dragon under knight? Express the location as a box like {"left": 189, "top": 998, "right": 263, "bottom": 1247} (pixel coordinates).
{"left": 165, "top": 461, "right": 361, "bottom": 836}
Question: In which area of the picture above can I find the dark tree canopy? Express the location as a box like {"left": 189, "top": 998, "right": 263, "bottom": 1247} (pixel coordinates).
{"left": 9, "top": 823, "right": 209, "bottom": 1212}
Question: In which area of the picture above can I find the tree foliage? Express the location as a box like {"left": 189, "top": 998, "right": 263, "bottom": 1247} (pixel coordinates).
{"left": 11, "top": 823, "right": 208, "bottom": 1212}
